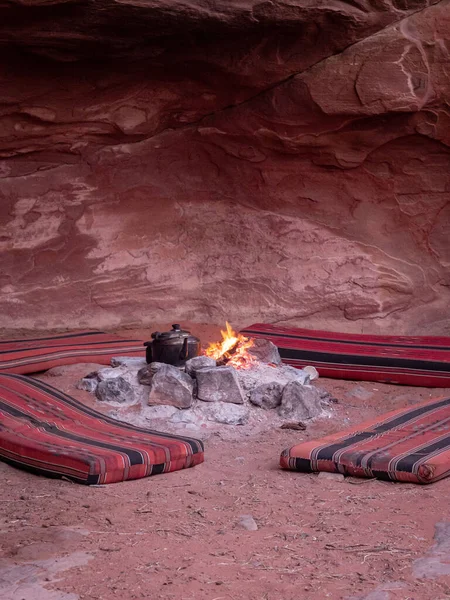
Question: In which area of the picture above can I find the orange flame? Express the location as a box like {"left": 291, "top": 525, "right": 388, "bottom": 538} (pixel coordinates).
{"left": 204, "top": 322, "right": 256, "bottom": 370}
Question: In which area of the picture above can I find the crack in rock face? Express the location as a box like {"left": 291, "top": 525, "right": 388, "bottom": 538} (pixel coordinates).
{"left": 0, "top": 0, "right": 449, "bottom": 333}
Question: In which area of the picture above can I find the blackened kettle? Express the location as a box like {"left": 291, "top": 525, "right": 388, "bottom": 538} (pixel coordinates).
{"left": 144, "top": 324, "right": 201, "bottom": 367}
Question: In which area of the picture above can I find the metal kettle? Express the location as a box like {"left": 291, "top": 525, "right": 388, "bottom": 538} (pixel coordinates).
{"left": 144, "top": 324, "right": 201, "bottom": 367}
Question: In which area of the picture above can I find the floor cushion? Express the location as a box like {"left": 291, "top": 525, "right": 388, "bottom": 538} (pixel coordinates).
{"left": 0, "top": 373, "right": 204, "bottom": 484}
{"left": 280, "top": 396, "right": 450, "bottom": 484}
{"left": 241, "top": 323, "right": 450, "bottom": 387}
{"left": 0, "top": 331, "right": 145, "bottom": 375}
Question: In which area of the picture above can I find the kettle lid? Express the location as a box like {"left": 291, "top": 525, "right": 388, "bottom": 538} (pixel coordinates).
{"left": 151, "top": 324, "right": 191, "bottom": 341}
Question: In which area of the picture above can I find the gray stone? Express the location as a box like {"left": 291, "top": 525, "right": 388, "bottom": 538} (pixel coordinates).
{"left": 238, "top": 514, "right": 258, "bottom": 531}
{"left": 206, "top": 402, "right": 249, "bottom": 425}
{"left": 149, "top": 362, "right": 168, "bottom": 374}
{"left": 137, "top": 366, "right": 152, "bottom": 385}
{"left": 185, "top": 355, "right": 216, "bottom": 376}
{"left": 286, "top": 366, "right": 311, "bottom": 385}
{"left": 76, "top": 377, "right": 99, "bottom": 393}
{"left": 95, "top": 377, "right": 135, "bottom": 404}
{"left": 137, "top": 362, "right": 167, "bottom": 385}
{"left": 278, "top": 381, "right": 323, "bottom": 420}
{"left": 248, "top": 338, "right": 282, "bottom": 365}
{"left": 148, "top": 364, "right": 194, "bottom": 409}
{"left": 96, "top": 364, "right": 151, "bottom": 404}
{"left": 196, "top": 366, "right": 244, "bottom": 404}
{"left": 249, "top": 382, "right": 283, "bottom": 409}
{"left": 111, "top": 356, "right": 147, "bottom": 369}
{"left": 237, "top": 362, "right": 310, "bottom": 395}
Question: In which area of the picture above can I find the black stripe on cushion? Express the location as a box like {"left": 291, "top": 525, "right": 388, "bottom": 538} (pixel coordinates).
{"left": 2, "top": 373, "right": 204, "bottom": 454}
{"left": 0, "top": 400, "right": 145, "bottom": 465}
{"left": 0, "top": 339, "right": 144, "bottom": 356}
{"left": 0, "top": 332, "right": 103, "bottom": 344}
{"left": 242, "top": 328, "right": 450, "bottom": 351}
{"left": 279, "top": 348, "right": 450, "bottom": 374}
{"left": 315, "top": 398, "right": 450, "bottom": 462}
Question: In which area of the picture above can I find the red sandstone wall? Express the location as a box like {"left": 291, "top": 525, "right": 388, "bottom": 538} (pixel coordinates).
{"left": 0, "top": 1, "right": 449, "bottom": 334}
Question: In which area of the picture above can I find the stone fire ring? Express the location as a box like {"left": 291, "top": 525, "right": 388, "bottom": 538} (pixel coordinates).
{"left": 77, "top": 339, "right": 330, "bottom": 432}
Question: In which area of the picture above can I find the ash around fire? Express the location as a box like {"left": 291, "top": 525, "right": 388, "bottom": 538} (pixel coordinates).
{"left": 77, "top": 330, "right": 332, "bottom": 436}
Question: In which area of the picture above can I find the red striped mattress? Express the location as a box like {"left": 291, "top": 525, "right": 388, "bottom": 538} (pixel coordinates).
{"left": 0, "top": 373, "right": 204, "bottom": 485}
{"left": 0, "top": 331, "right": 145, "bottom": 375}
{"left": 280, "top": 395, "right": 450, "bottom": 484}
{"left": 241, "top": 323, "right": 450, "bottom": 387}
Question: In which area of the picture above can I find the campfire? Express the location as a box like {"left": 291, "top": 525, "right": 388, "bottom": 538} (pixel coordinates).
{"left": 204, "top": 322, "right": 257, "bottom": 370}
{"left": 80, "top": 320, "right": 327, "bottom": 430}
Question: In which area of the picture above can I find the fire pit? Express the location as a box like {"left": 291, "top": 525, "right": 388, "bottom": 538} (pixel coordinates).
{"left": 78, "top": 323, "right": 331, "bottom": 434}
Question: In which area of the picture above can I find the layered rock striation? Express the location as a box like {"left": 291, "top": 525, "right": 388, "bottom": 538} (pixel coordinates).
{"left": 0, "top": 0, "right": 449, "bottom": 333}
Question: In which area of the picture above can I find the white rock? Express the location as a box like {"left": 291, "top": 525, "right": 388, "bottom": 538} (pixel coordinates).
{"left": 97, "top": 367, "right": 123, "bottom": 381}
{"left": 238, "top": 515, "right": 258, "bottom": 531}
{"left": 303, "top": 365, "right": 319, "bottom": 381}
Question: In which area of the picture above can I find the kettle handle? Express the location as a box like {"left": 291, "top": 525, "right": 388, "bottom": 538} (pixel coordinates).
{"left": 180, "top": 337, "right": 189, "bottom": 360}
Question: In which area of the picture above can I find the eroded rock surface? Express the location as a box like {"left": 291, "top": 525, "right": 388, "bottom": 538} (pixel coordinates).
{"left": 196, "top": 366, "right": 244, "bottom": 404}
{"left": 249, "top": 382, "right": 283, "bottom": 409}
{"left": 248, "top": 339, "right": 282, "bottom": 365}
{"left": 148, "top": 364, "right": 194, "bottom": 408}
{"left": 0, "top": 1, "right": 449, "bottom": 334}
{"left": 96, "top": 377, "right": 135, "bottom": 404}
{"left": 278, "top": 381, "right": 325, "bottom": 420}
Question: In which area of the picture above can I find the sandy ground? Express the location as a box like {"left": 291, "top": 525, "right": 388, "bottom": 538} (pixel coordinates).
{"left": 1, "top": 324, "right": 450, "bottom": 600}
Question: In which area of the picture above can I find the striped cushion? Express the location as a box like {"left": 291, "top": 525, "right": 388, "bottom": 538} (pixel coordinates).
{"left": 0, "top": 331, "right": 145, "bottom": 374}
{"left": 0, "top": 373, "right": 204, "bottom": 485}
{"left": 280, "top": 396, "right": 450, "bottom": 484}
{"left": 241, "top": 323, "right": 450, "bottom": 387}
